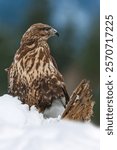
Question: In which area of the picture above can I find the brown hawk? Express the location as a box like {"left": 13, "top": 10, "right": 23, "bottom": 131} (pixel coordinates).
{"left": 6, "top": 23, "right": 69, "bottom": 118}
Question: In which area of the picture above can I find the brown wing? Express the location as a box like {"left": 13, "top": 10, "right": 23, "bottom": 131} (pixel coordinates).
{"left": 61, "top": 85, "right": 69, "bottom": 105}
{"left": 7, "top": 63, "right": 19, "bottom": 97}
{"left": 33, "top": 73, "right": 69, "bottom": 112}
{"left": 51, "top": 55, "right": 69, "bottom": 104}
{"left": 51, "top": 56, "right": 58, "bottom": 69}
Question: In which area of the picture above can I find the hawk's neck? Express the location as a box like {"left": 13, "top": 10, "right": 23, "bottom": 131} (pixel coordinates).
{"left": 15, "top": 39, "right": 50, "bottom": 62}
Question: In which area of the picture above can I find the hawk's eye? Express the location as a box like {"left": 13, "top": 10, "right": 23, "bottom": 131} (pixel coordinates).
{"left": 43, "top": 27, "right": 51, "bottom": 31}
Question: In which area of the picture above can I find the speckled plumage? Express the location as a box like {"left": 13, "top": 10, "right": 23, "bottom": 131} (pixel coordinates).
{"left": 7, "top": 23, "right": 69, "bottom": 113}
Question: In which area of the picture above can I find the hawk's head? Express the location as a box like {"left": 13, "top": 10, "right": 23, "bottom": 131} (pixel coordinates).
{"left": 22, "top": 23, "right": 59, "bottom": 42}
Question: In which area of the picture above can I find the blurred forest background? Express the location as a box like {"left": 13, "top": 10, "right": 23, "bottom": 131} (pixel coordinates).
{"left": 0, "top": 0, "right": 100, "bottom": 125}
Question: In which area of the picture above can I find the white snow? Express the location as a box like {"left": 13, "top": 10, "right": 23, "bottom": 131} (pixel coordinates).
{"left": 43, "top": 98, "right": 65, "bottom": 118}
{"left": 0, "top": 94, "right": 99, "bottom": 150}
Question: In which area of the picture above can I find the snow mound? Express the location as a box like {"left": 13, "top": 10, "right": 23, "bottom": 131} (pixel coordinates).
{"left": 0, "top": 95, "right": 99, "bottom": 150}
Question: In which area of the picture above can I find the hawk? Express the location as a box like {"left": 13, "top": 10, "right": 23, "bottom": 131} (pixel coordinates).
{"left": 6, "top": 23, "right": 69, "bottom": 118}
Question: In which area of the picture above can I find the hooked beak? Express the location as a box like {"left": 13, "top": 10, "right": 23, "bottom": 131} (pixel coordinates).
{"left": 51, "top": 28, "right": 59, "bottom": 37}
{"left": 55, "top": 32, "right": 59, "bottom": 37}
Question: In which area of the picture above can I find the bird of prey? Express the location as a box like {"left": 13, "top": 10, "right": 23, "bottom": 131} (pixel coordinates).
{"left": 6, "top": 23, "right": 69, "bottom": 118}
